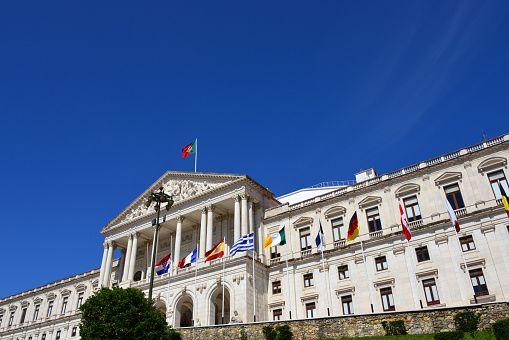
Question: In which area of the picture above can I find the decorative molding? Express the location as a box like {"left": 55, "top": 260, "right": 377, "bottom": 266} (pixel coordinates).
{"left": 300, "top": 293, "right": 319, "bottom": 304}
{"left": 434, "top": 172, "right": 463, "bottom": 187}
{"left": 292, "top": 216, "right": 313, "bottom": 228}
{"left": 335, "top": 286, "right": 355, "bottom": 296}
{"left": 233, "top": 274, "right": 244, "bottom": 285}
{"left": 373, "top": 277, "right": 395, "bottom": 290}
{"left": 354, "top": 254, "right": 364, "bottom": 264}
{"left": 207, "top": 204, "right": 215, "bottom": 212}
{"left": 20, "top": 300, "right": 30, "bottom": 308}
{"left": 358, "top": 196, "right": 382, "bottom": 210}
{"left": 481, "top": 224, "right": 496, "bottom": 234}
{"left": 323, "top": 206, "right": 346, "bottom": 220}
{"left": 422, "top": 175, "right": 430, "bottom": 182}
{"left": 477, "top": 157, "right": 507, "bottom": 174}
{"left": 268, "top": 300, "right": 285, "bottom": 310}
{"left": 415, "top": 268, "right": 438, "bottom": 280}
{"left": 464, "top": 162, "right": 472, "bottom": 169}
{"left": 176, "top": 215, "right": 184, "bottom": 223}
{"left": 460, "top": 258, "right": 486, "bottom": 272}
{"left": 434, "top": 234, "right": 449, "bottom": 245}
{"left": 75, "top": 283, "right": 87, "bottom": 292}
{"left": 395, "top": 183, "right": 421, "bottom": 198}
{"left": 393, "top": 243, "right": 406, "bottom": 255}
{"left": 318, "top": 263, "right": 330, "bottom": 273}
{"left": 33, "top": 297, "right": 43, "bottom": 304}
{"left": 46, "top": 292, "right": 57, "bottom": 300}
{"left": 197, "top": 284, "right": 207, "bottom": 294}
{"left": 60, "top": 289, "right": 71, "bottom": 296}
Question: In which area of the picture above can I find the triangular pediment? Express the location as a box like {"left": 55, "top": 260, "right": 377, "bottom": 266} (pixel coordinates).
{"left": 292, "top": 216, "right": 313, "bottom": 227}
{"left": 434, "top": 172, "right": 462, "bottom": 187}
{"left": 477, "top": 157, "right": 507, "bottom": 173}
{"left": 358, "top": 196, "right": 382, "bottom": 209}
{"left": 102, "top": 171, "right": 251, "bottom": 234}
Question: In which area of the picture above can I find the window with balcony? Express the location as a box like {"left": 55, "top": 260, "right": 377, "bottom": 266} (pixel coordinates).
{"left": 375, "top": 256, "right": 388, "bottom": 271}
{"left": 61, "top": 297, "right": 68, "bottom": 314}
{"left": 77, "top": 292, "right": 84, "bottom": 308}
{"left": 273, "top": 309, "right": 282, "bottom": 321}
{"left": 8, "top": 311, "right": 14, "bottom": 326}
{"left": 20, "top": 308, "right": 27, "bottom": 324}
{"left": 300, "top": 227, "right": 312, "bottom": 251}
{"left": 72, "top": 327, "right": 77, "bottom": 336}
{"left": 303, "top": 273, "right": 314, "bottom": 288}
{"left": 331, "top": 217, "right": 345, "bottom": 242}
{"left": 338, "top": 265, "right": 349, "bottom": 280}
{"left": 47, "top": 300, "right": 54, "bottom": 318}
{"left": 272, "top": 280, "right": 282, "bottom": 294}
{"left": 488, "top": 170, "right": 509, "bottom": 198}
{"left": 33, "top": 304, "right": 40, "bottom": 321}
{"left": 470, "top": 269, "right": 489, "bottom": 296}
{"left": 380, "top": 287, "right": 395, "bottom": 311}
{"left": 341, "top": 295, "right": 354, "bottom": 315}
{"left": 444, "top": 184, "right": 465, "bottom": 210}
{"left": 404, "top": 196, "right": 421, "bottom": 222}
{"left": 271, "top": 245, "right": 281, "bottom": 259}
{"left": 460, "top": 236, "right": 476, "bottom": 252}
{"left": 366, "top": 207, "right": 382, "bottom": 232}
{"left": 415, "top": 246, "right": 430, "bottom": 262}
{"left": 423, "top": 278, "right": 440, "bottom": 305}
{"left": 305, "top": 302, "right": 316, "bottom": 318}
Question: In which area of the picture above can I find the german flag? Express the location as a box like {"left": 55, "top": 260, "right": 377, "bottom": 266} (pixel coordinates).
{"left": 347, "top": 212, "right": 360, "bottom": 241}
{"left": 205, "top": 238, "right": 225, "bottom": 262}
{"left": 498, "top": 182, "right": 509, "bottom": 218}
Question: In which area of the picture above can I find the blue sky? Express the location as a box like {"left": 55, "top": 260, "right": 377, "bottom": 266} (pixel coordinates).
{"left": 1, "top": 1, "right": 508, "bottom": 298}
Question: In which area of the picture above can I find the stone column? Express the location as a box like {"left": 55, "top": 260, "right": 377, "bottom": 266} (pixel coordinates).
{"left": 118, "top": 248, "right": 127, "bottom": 282}
{"left": 206, "top": 205, "right": 215, "bottom": 251}
{"left": 103, "top": 241, "right": 116, "bottom": 287}
{"left": 241, "top": 193, "right": 249, "bottom": 236}
{"left": 99, "top": 243, "right": 109, "bottom": 287}
{"left": 128, "top": 232, "right": 139, "bottom": 281}
{"left": 199, "top": 207, "right": 207, "bottom": 259}
{"left": 122, "top": 234, "right": 133, "bottom": 282}
{"left": 234, "top": 195, "right": 241, "bottom": 242}
{"left": 248, "top": 198, "right": 254, "bottom": 235}
{"left": 174, "top": 216, "right": 183, "bottom": 269}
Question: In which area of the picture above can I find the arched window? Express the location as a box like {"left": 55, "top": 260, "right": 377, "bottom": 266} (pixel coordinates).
{"left": 133, "top": 271, "right": 142, "bottom": 282}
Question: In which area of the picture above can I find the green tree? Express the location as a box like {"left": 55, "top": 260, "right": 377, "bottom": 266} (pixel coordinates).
{"left": 79, "top": 287, "right": 171, "bottom": 340}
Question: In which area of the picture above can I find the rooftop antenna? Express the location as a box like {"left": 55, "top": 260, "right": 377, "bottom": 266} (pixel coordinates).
{"left": 481, "top": 130, "right": 487, "bottom": 141}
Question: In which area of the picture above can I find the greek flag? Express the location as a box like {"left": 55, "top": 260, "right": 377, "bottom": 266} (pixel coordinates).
{"left": 230, "top": 233, "right": 254, "bottom": 257}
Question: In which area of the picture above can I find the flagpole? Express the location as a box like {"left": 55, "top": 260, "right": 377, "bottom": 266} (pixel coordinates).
{"left": 284, "top": 242, "right": 292, "bottom": 319}
{"left": 167, "top": 252, "right": 172, "bottom": 326}
{"left": 320, "top": 247, "right": 331, "bottom": 316}
{"left": 222, "top": 237, "right": 225, "bottom": 324}
{"left": 194, "top": 138, "right": 197, "bottom": 173}
{"left": 253, "top": 249, "right": 256, "bottom": 322}
{"left": 405, "top": 239, "right": 423, "bottom": 309}
{"left": 360, "top": 239, "right": 374, "bottom": 313}
{"left": 194, "top": 244, "right": 198, "bottom": 326}
{"left": 455, "top": 231, "right": 478, "bottom": 304}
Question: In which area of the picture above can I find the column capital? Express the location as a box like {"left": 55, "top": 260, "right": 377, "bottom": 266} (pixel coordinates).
{"left": 108, "top": 241, "right": 116, "bottom": 248}
{"left": 240, "top": 193, "right": 249, "bottom": 200}
{"left": 103, "top": 243, "right": 108, "bottom": 249}
{"left": 201, "top": 207, "right": 208, "bottom": 214}
{"left": 176, "top": 215, "right": 184, "bottom": 223}
{"left": 132, "top": 231, "right": 140, "bottom": 238}
{"left": 233, "top": 194, "right": 241, "bottom": 202}
{"left": 207, "top": 204, "right": 215, "bottom": 211}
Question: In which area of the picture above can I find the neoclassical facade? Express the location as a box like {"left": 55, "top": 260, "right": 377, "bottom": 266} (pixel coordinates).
{"left": 1, "top": 133, "right": 509, "bottom": 339}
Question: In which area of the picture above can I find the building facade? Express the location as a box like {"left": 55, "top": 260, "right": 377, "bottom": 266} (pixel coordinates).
{"left": 1, "top": 133, "right": 509, "bottom": 339}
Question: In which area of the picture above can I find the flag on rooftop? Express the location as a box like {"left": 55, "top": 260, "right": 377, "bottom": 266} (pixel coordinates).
{"left": 445, "top": 195, "right": 460, "bottom": 232}
{"left": 182, "top": 140, "right": 196, "bottom": 158}
{"left": 205, "top": 239, "right": 225, "bottom": 262}
{"left": 264, "top": 226, "right": 286, "bottom": 249}
{"left": 178, "top": 247, "right": 198, "bottom": 268}
{"left": 347, "top": 212, "right": 359, "bottom": 241}
{"left": 498, "top": 182, "right": 509, "bottom": 218}
{"left": 399, "top": 204, "right": 412, "bottom": 241}
{"left": 315, "top": 220, "right": 325, "bottom": 251}
{"left": 230, "top": 233, "right": 254, "bottom": 257}
{"left": 154, "top": 253, "right": 171, "bottom": 275}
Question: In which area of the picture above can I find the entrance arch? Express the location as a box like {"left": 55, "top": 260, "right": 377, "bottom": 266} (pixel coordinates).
{"left": 209, "top": 286, "right": 230, "bottom": 325}
{"left": 174, "top": 294, "right": 194, "bottom": 328}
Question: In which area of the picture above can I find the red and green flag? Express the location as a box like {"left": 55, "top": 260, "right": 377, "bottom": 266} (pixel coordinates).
{"left": 182, "top": 140, "right": 196, "bottom": 158}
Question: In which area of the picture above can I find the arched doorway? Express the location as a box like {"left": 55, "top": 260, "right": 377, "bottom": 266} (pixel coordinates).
{"left": 154, "top": 300, "right": 167, "bottom": 317}
{"left": 174, "top": 294, "right": 194, "bottom": 327}
{"left": 209, "top": 286, "right": 230, "bottom": 325}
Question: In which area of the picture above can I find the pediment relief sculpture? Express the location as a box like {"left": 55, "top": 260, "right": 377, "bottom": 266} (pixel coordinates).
{"left": 395, "top": 183, "right": 421, "bottom": 197}
{"left": 434, "top": 172, "right": 462, "bottom": 187}
{"left": 358, "top": 196, "right": 382, "bottom": 209}
{"left": 477, "top": 157, "right": 507, "bottom": 174}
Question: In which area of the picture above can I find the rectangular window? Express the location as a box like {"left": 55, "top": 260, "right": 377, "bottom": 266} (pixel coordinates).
{"left": 331, "top": 218, "right": 345, "bottom": 242}
{"left": 42, "top": 334, "right": 46, "bottom": 340}
{"left": 56, "top": 330, "right": 61, "bottom": 339}
{"left": 303, "top": 273, "right": 314, "bottom": 287}
{"left": 273, "top": 309, "right": 282, "bottom": 321}
{"left": 33, "top": 304, "right": 40, "bottom": 321}
{"left": 61, "top": 296, "right": 68, "bottom": 314}
{"left": 380, "top": 287, "right": 395, "bottom": 311}
{"left": 72, "top": 327, "right": 77, "bottom": 336}
{"left": 460, "top": 235, "right": 476, "bottom": 252}
{"left": 375, "top": 256, "right": 388, "bottom": 271}
{"left": 341, "top": 295, "right": 354, "bottom": 315}
{"left": 404, "top": 196, "right": 422, "bottom": 222}
{"left": 423, "top": 279, "right": 440, "bottom": 305}
{"left": 338, "top": 265, "right": 349, "bottom": 280}
{"left": 0, "top": 314, "right": 3, "bottom": 327}
{"left": 444, "top": 184, "right": 465, "bottom": 210}
{"left": 270, "top": 245, "right": 281, "bottom": 259}
{"left": 305, "top": 302, "right": 316, "bottom": 318}
{"left": 47, "top": 300, "right": 54, "bottom": 318}
{"left": 415, "top": 246, "right": 430, "bottom": 262}
{"left": 77, "top": 292, "right": 84, "bottom": 308}
{"left": 9, "top": 311, "right": 14, "bottom": 326}
{"left": 300, "top": 228, "right": 311, "bottom": 251}
{"left": 470, "top": 269, "right": 489, "bottom": 296}
{"left": 488, "top": 170, "right": 509, "bottom": 198}
{"left": 20, "top": 308, "right": 27, "bottom": 324}
{"left": 366, "top": 207, "right": 382, "bottom": 232}
{"left": 272, "top": 281, "right": 282, "bottom": 295}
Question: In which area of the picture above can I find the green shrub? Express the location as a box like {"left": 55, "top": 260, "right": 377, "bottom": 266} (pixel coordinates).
{"left": 381, "top": 320, "right": 407, "bottom": 336}
{"left": 434, "top": 331, "right": 464, "bottom": 340}
{"left": 493, "top": 319, "right": 509, "bottom": 340}
{"left": 263, "top": 326, "right": 277, "bottom": 340}
{"left": 240, "top": 329, "right": 248, "bottom": 340}
{"left": 275, "top": 324, "right": 293, "bottom": 340}
{"left": 169, "top": 327, "right": 182, "bottom": 340}
{"left": 454, "top": 311, "right": 481, "bottom": 338}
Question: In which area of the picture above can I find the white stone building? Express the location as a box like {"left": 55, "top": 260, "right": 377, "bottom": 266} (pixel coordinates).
{"left": 1, "top": 133, "right": 509, "bottom": 339}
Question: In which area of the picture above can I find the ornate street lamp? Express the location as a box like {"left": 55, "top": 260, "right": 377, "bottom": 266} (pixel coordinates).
{"left": 146, "top": 186, "right": 174, "bottom": 301}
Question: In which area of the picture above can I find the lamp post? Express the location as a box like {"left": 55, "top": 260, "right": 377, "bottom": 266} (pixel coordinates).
{"left": 146, "top": 186, "right": 174, "bottom": 301}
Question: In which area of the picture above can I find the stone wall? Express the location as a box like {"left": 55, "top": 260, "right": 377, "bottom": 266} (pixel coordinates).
{"left": 177, "top": 302, "right": 509, "bottom": 340}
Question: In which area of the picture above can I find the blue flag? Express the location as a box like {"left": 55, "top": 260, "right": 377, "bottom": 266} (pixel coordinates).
{"left": 230, "top": 233, "right": 254, "bottom": 257}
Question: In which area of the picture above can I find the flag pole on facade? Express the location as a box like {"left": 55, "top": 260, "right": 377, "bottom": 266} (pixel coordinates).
{"left": 399, "top": 204, "right": 423, "bottom": 309}
{"left": 230, "top": 232, "right": 256, "bottom": 321}
{"left": 193, "top": 243, "right": 198, "bottom": 326}
{"left": 182, "top": 139, "right": 197, "bottom": 172}
{"left": 222, "top": 237, "right": 225, "bottom": 324}
{"left": 360, "top": 239, "right": 375, "bottom": 313}
{"left": 284, "top": 241, "right": 292, "bottom": 319}
{"left": 316, "top": 220, "right": 330, "bottom": 316}
{"left": 253, "top": 248, "right": 256, "bottom": 322}
{"left": 195, "top": 138, "right": 197, "bottom": 172}
{"left": 446, "top": 196, "right": 478, "bottom": 304}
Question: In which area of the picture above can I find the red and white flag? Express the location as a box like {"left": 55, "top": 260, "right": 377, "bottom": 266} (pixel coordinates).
{"left": 399, "top": 204, "right": 412, "bottom": 241}
{"left": 445, "top": 196, "right": 460, "bottom": 232}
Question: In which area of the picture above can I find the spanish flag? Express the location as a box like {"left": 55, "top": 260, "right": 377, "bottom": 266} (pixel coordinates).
{"left": 499, "top": 182, "right": 509, "bottom": 218}
{"left": 347, "top": 212, "right": 360, "bottom": 241}
{"left": 205, "top": 239, "right": 225, "bottom": 262}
